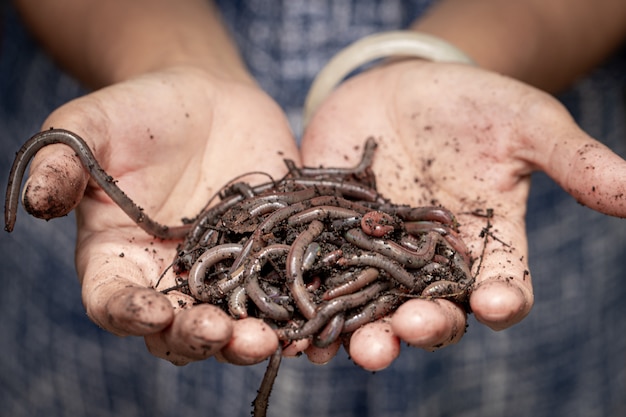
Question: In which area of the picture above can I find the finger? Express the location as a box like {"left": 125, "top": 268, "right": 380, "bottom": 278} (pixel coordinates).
{"left": 158, "top": 304, "right": 234, "bottom": 362}
{"left": 16, "top": 140, "right": 89, "bottom": 221}
{"left": 522, "top": 98, "right": 626, "bottom": 217}
{"left": 459, "top": 209, "right": 534, "bottom": 331}
{"left": 283, "top": 338, "right": 311, "bottom": 357}
{"left": 391, "top": 299, "right": 466, "bottom": 350}
{"left": 219, "top": 318, "right": 279, "bottom": 366}
{"left": 15, "top": 99, "right": 108, "bottom": 223}
{"left": 304, "top": 339, "right": 342, "bottom": 365}
{"left": 76, "top": 230, "right": 184, "bottom": 336}
{"left": 79, "top": 249, "right": 175, "bottom": 336}
{"left": 349, "top": 318, "right": 400, "bottom": 371}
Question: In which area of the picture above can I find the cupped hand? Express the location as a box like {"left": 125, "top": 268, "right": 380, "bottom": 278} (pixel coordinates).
{"left": 19, "top": 66, "right": 300, "bottom": 365}
{"left": 301, "top": 60, "right": 626, "bottom": 370}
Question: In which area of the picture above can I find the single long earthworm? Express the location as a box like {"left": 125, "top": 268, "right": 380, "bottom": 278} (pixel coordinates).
{"left": 4, "top": 128, "right": 189, "bottom": 238}
{"left": 252, "top": 345, "right": 283, "bottom": 417}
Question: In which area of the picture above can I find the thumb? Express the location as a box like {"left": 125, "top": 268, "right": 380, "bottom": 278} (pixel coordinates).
{"left": 524, "top": 99, "right": 626, "bottom": 217}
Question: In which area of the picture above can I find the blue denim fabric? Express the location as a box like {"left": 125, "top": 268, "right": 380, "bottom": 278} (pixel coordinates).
{"left": 0, "top": 1, "right": 624, "bottom": 416}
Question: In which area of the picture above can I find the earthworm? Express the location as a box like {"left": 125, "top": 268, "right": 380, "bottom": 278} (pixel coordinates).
{"left": 287, "top": 206, "right": 363, "bottom": 227}
{"left": 323, "top": 267, "right": 379, "bottom": 300}
{"left": 378, "top": 204, "right": 458, "bottom": 228}
{"left": 302, "top": 242, "right": 321, "bottom": 271}
{"left": 313, "top": 313, "right": 345, "bottom": 348}
{"left": 319, "top": 249, "right": 344, "bottom": 266}
{"left": 290, "top": 178, "right": 384, "bottom": 203}
{"left": 420, "top": 279, "right": 472, "bottom": 304}
{"left": 4, "top": 128, "right": 191, "bottom": 238}
{"left": 338, "top": 252, "right": 420, "bottom": 290}
{"left": 344, "top": 228, "right": 441, "bottom": 268}
{"left": 286, "top": 220, "right": 325, "bottom": 319}
{"left": 405, "top": 221, "right": 471, "bottom": 265}
{"left": 289, "top": 137, "right": 377, "bottom": 179}
{"left": 227, "top": 182, "right": 256, "bottom": 199}
{"left": 252, "top": 345, "right": 283, "bottom": 417}
{"left": 324, "top": 269, "right": 361, "bottom": 287}
{"left": 239, "top": 187, "right": 321, "bottom": 212}
{"left": 330, "top": 216, "right": 362, "bottom": 231}
{"left": 245, "top": 245, "right": 293, "bottom": 321}
{"left": 188, "top": 243, "right": 243, "bottom": 302}
{"left": 248, "top": 200, "right": 290, "bottom": 218}
{"left": 228, "top": 286, "right": 248, "bottom": 319}
{"left": 342, "top": 293, "right": 401, "bottom": 333}
{"left": 277, "top": 281, "right": 390, "bottom": 340}
{"left": 361, "top": 211, "right": 396, "bottom": 237}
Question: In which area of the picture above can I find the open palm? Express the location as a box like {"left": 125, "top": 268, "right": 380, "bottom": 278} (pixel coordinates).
{"left": 301, "top": 60, "right": 626, "bottom": 369}
{"left": 20, "top": 66, "right": 300, "bottom": 365}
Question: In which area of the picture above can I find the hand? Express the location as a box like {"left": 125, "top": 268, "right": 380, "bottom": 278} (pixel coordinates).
{"left": 301, "top": 60, "right": 626, "bottom": 370}
{"left": 21, "top": 66, "right": 300, "bottom": 365}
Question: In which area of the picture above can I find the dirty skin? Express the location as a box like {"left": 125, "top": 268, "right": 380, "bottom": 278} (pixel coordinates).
{"left": 5, "top": 129, "right": 475, "bottom": 417}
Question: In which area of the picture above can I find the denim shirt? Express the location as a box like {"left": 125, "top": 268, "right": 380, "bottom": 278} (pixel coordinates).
{"left": 0, "top": 1, "right": 624, "bottom": 416}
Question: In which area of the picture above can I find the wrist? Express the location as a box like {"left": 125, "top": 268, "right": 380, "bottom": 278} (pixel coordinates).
{"left": 16, "top": 0, "right": 254, "bottom": 88}
{"left": 303, "top": 31, "right": 474, "bottom": 127}
{"left": 103, "top": 1, "right": 254, "bottom": 87}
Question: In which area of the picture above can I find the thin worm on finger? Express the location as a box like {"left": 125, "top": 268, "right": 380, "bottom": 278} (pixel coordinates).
{"left": 4, "top": 128, "right": 189, "bottom": 238}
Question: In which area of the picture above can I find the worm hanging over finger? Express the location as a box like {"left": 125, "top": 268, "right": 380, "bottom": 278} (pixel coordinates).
{"left": 4, "top": 128, "right": 190, "bottom": 238}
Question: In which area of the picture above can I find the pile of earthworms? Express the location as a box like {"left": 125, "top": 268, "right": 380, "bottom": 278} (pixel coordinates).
{"left": 170, "top": 138, "right": 474, "bottom": 347}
